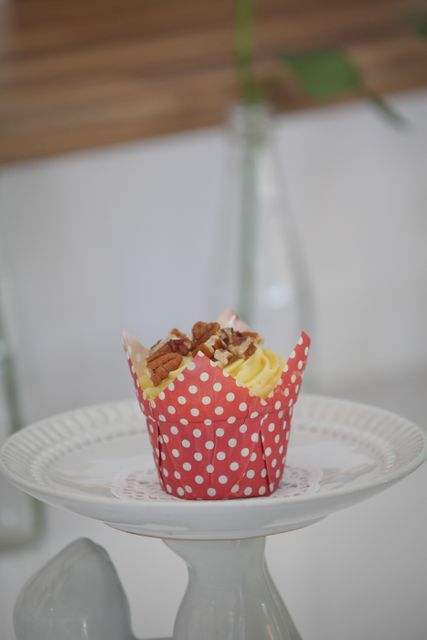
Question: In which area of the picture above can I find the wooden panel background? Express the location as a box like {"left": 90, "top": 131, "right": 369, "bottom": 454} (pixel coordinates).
{"left": 0, "top": 0, "right": 427, "bottom": 165}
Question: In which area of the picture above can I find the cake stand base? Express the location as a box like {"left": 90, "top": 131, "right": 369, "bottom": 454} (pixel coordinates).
{"left": 14, "top": 535, "right": 301, "bottom": 640}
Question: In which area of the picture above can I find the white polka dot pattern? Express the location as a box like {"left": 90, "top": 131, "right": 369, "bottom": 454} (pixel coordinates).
{"left": 124, "top": 331, "right": 310, "bottom": 500}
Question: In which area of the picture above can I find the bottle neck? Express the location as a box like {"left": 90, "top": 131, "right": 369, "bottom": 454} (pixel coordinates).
{"left": 228, "top": 102, "right": 271, "bottom": 147}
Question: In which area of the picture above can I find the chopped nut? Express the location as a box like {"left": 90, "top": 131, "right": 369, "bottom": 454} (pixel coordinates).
{"left": 147, "top": 352, "right": 183, "bottom": 386}
{"left": 190, "top": 320, "right": 262, "bottom": 363}
{"left": 149, "top": 330, "right": 191, "bottom": 359}
{"left": 145, "top": 318, "right": 262, "bottom": 386}
{"left": 194, "top": 343, "right": 212, "bottom": 359}
{"left": 241, "top": 331, "right": 261, "bottom": 340}
{"left": 146, "top": 329, "right": 191, "bottom": 385}
{"left": 242, "top": 341, "right": 257, "bottom": 358}
{"left": 170, "top": 328, "right": 192, "bottom": 354}
{"left": 192, "top": 321, "right": 220, "bottom": 342}
{"left": 191, "top": 321, "right": 221, "bottom": 355}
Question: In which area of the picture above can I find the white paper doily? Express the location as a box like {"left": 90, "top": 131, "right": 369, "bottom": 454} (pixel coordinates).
{"left": 110, "top": 460, "right": 323, "bottom": 502}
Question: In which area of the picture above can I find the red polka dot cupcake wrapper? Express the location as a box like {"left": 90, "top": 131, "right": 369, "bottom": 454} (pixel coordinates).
{"left": 123, "top": 331, "right": 310, "bottom": 500}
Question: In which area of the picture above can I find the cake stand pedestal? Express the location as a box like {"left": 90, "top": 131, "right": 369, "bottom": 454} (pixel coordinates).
{"left": 164, "top": 537, "right": 301, "bottom": 640}
{"left": 1, "top": 396, "right": 425, "bottom": 640}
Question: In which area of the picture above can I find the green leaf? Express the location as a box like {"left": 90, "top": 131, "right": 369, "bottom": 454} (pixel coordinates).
{"left": 280, "top": 48, "right": 405, "bottom": 126}
{"left": 280, "top": 49, "right": 363, "bottom": 100}
{"left": 409, "top": 13, "right": 427, "bottom": 38}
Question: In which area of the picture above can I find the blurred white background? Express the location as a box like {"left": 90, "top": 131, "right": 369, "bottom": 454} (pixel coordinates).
{"left": 0, "top": 89, "right": 426, "bottom": 640}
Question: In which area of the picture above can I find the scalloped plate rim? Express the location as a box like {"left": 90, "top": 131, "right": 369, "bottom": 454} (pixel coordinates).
{"left": 0, "top": 395, "right": 426, "bottom": 514}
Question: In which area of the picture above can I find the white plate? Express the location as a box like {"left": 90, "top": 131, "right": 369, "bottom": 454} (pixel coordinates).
{"left": 1, "top": 396, "right": 426, "bottom": 539}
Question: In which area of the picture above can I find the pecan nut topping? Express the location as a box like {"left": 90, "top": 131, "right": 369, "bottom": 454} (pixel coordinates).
{"left": 148, "top": 352, "right": 183, "bottom": 387}
{"left": 191, "top": 321, "right": 221, "bottom": 356}
{"left": 145, "top": 318, "right": 262, "bottom": 386}
{"left": 146, "top": 329, "right": 192, "bottom": 385}
{"left": 190, "top": 322, "right": 262, "bottom": 364}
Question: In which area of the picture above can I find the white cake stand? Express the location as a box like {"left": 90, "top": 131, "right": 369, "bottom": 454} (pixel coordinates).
{"left": 1, "top": 395, "right": 426, "bottom": 640}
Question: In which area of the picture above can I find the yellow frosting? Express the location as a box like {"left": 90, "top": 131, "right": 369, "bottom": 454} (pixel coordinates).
{"left": 140, "top": 346, "right": 284, "bottom": 400}
{"left": 224, "top": 347, "right": 285, "bottom": 398}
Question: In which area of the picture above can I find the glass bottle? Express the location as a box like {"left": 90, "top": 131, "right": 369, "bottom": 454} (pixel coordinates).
{"left": 221, "top": 103, "right": 314, "bottom": 364}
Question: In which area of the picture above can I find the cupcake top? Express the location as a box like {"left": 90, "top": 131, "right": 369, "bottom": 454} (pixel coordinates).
{"left": 139, "top": 318, "right": 285, "bottom": 400}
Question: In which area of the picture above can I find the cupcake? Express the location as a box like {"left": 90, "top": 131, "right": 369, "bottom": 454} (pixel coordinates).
{"left": 123, "top": 311, "right": 310, "bottom": 500}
